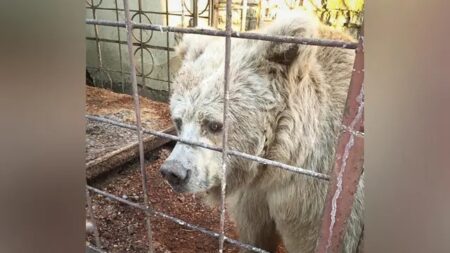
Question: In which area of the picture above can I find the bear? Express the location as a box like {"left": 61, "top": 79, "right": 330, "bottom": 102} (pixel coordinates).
{"left": 159, "top": 10, "right": 364, "bottom": 253}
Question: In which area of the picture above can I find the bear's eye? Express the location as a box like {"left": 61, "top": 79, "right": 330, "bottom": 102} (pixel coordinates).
{"left": 174, "top": 118, "right": 182, "bottom": 130}
{"left": 207, "top": 121, "right": 223, "bottom": 134}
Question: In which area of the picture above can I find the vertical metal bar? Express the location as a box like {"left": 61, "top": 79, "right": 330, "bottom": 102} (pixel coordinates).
{"left": 86, "top": 188, "right": 102, "bottom": 249}
{"left": 241, "top": 0, "right": 248, "bottom": 31}
{"left": 219, "top": 0, "right": 232, "bottom": 252}
{"left": 138, "top": 0, "right": 146, "bottom": 92}
{"left": 123, "top": 0, "right": 154, "bottom": 252}
{"left": 193, "top": 0, "right": 199, "bottom": 27}
{"left": 181, "top": 1, "right": 185, "bottom": 27}
{"left": 257, "top": 0, "right": 262, "bottom": 29}
{"left": 114, "top": 0, "right": 125, "bottom": 92}
{"left": 315, "top": 29, "right": 365, "bottom": 253}
{"left": 212, "top": 0, "right": 219, "bottom": 28}
{"left": 90, "top": 0, "right": 105, "bottom": 88}
{"left": 208, "top": 0, "right": 213, "bottom": 26}
{"left": 165, "top": 0, "right": 171, "bottom": 95}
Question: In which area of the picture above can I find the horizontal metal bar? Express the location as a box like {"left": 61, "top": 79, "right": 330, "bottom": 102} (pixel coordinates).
{"left": 85, "top": 6, "right": 210, "bottom": 19}
{"left": 86, "top": 115, "right": 330, "bottom": 180}
{"left": 86, "top": 37, "right": 176, "bottom": 51}
{"left": 340, "top": 125, "right": 364, "bottom": 138}
{"left": 85, "top": 19, "right": 358, "bottom": 49}
{"left": 86, "top": 66, "right": 173, "bottom": 84}
{"left": 86, "top": 244, "right": 107, "bottom": 253}
{"left": 86, "top": 186, "right": 269, "bottom": 253}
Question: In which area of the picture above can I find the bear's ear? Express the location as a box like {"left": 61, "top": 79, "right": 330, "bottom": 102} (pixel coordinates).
{"left": 175, "top": 30, "right": 217, "bottom": 62}
{"left": 261, "top": 10, "right": 319, "bottom": 68}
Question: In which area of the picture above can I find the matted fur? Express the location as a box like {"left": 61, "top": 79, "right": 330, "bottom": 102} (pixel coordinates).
{"left": 164, "top": 10, "right": 364, "bottom": 253}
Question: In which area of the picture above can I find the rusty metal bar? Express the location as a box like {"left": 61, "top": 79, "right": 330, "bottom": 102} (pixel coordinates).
{"left": 85, "top": 19, "right": 358, "bottom": 49}
{"left": 123, "top": 0, "right": 154, "bottom": 252}
{"left": 314, "top": 32, "right": 365, "bottom": 253}
{"left": 219, "top": 0, "right": 233, "bottom": 251}
{"left": 86, "top": 188, "right": 102, "bottom": 249}
{"left": 86, "top": 114, "right": 331, "bottom": 180}
{"left": 86, "top": 186, "right": 269, "bottom": 253}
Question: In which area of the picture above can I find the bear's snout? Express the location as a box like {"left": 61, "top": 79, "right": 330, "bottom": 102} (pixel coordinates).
{"left": 160, "top": 160, "right": 191, "bottom": 191}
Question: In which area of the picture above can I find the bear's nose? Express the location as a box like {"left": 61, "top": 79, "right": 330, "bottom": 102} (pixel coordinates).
{"left": 159, "top": 160, "right": 190, "bottom": 187}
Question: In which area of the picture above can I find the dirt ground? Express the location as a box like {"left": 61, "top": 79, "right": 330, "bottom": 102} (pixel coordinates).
{"left": 87, "top": 144, "right": 244, "bottom": 253}
{"left": 86, "top": 85, "right": 171, "bottom": 130}
{"left": 86, "top": 85, "right": 172, "bottom": 164}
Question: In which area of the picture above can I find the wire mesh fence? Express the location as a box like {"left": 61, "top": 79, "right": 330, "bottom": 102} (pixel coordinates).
{"left": 85, "top": 0, "right": 365, "bottom": 252}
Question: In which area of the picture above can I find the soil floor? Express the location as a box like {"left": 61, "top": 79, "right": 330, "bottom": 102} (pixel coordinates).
{"left": 86, "top": 85, "right": 172, "bottom": 164}
{"left": 87, "top": 144, "right": 243, "bottom": 253}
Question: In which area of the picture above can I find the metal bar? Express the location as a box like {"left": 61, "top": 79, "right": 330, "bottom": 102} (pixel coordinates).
{"left": 193, "top": 0, "right": 199, "bottom": 26}
{"left": 114, "top": 0, "right": 125, "bottom": 92}
{"left": 86, "top": 186, "right": 269, "bottom": 253}
{"left": 89, "top": 1, "right": 105, "bottom": 88}
{"left": 257, "top": 0, "right": 262, "bottom": 29}
{"left": 123, "top": 0, "right": 154, "bottom": 252}
{"left": 219, "top": 0, "right": 232, "bottom": 251}
{"left": 181, "top": 0, "right": 185, "bottom": 27}
{"left": 341, "top": 125, "right": 365, "bottom": 138}
{"left": 86, "top": 243, "right": 107, "bottom": 253}
{"left": 86, "top": 115, "right": 331, "bottom": 180}
{"left": 242, "top": 0, "right": 248, "bottom": 31}
{"left": 137, "top": 0, "right": 147, "bottom": 93}
{"left": 85, "top": 19, "right": 358, "bottom": 49}
{"left": 86, "top": 37, "right": 176, "bottom": 52}
{"left": 86, "top": 188, "right": 102, "bottom": 249}
{"left": 212, "top": 0, "right": 219, "bottom": 27}
{"left": 315, "top": 30, "right": 365, "bottom": 253}
{"left": 86, "top": 66, "right": 174, "bottom": 84}
{"left": 208, "top": 0, "right": 212, "bottom": 26}
{"left": 85, "top": 2, "right": 250, "bottom": 13}
{"left": 165, "top": 0, "right": 171, "bottom": 93}
{"left": 85, "top": 5, "right": 210, "bottom": 18}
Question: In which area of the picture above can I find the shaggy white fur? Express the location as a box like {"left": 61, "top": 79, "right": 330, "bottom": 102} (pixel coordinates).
{"left": 164, "top": 10, "right": 363, "bottom": 253}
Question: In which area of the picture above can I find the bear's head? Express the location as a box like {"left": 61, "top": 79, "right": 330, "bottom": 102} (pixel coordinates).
{"left": 159, "top": 11, "right": 319, "bottom": 194}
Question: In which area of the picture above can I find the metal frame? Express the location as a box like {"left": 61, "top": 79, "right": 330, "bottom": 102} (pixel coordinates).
{"left": 85, "top": 0, "right": 365, "bottom": 252}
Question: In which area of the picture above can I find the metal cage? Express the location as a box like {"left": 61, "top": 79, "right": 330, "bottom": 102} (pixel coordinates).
{"left": 85, "top": 0, "right": 365, "bottom": 252}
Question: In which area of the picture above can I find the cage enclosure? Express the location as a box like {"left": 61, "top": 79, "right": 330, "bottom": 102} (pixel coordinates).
{"left": 85, "top": 1, "right": 364, "bottom": 253}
